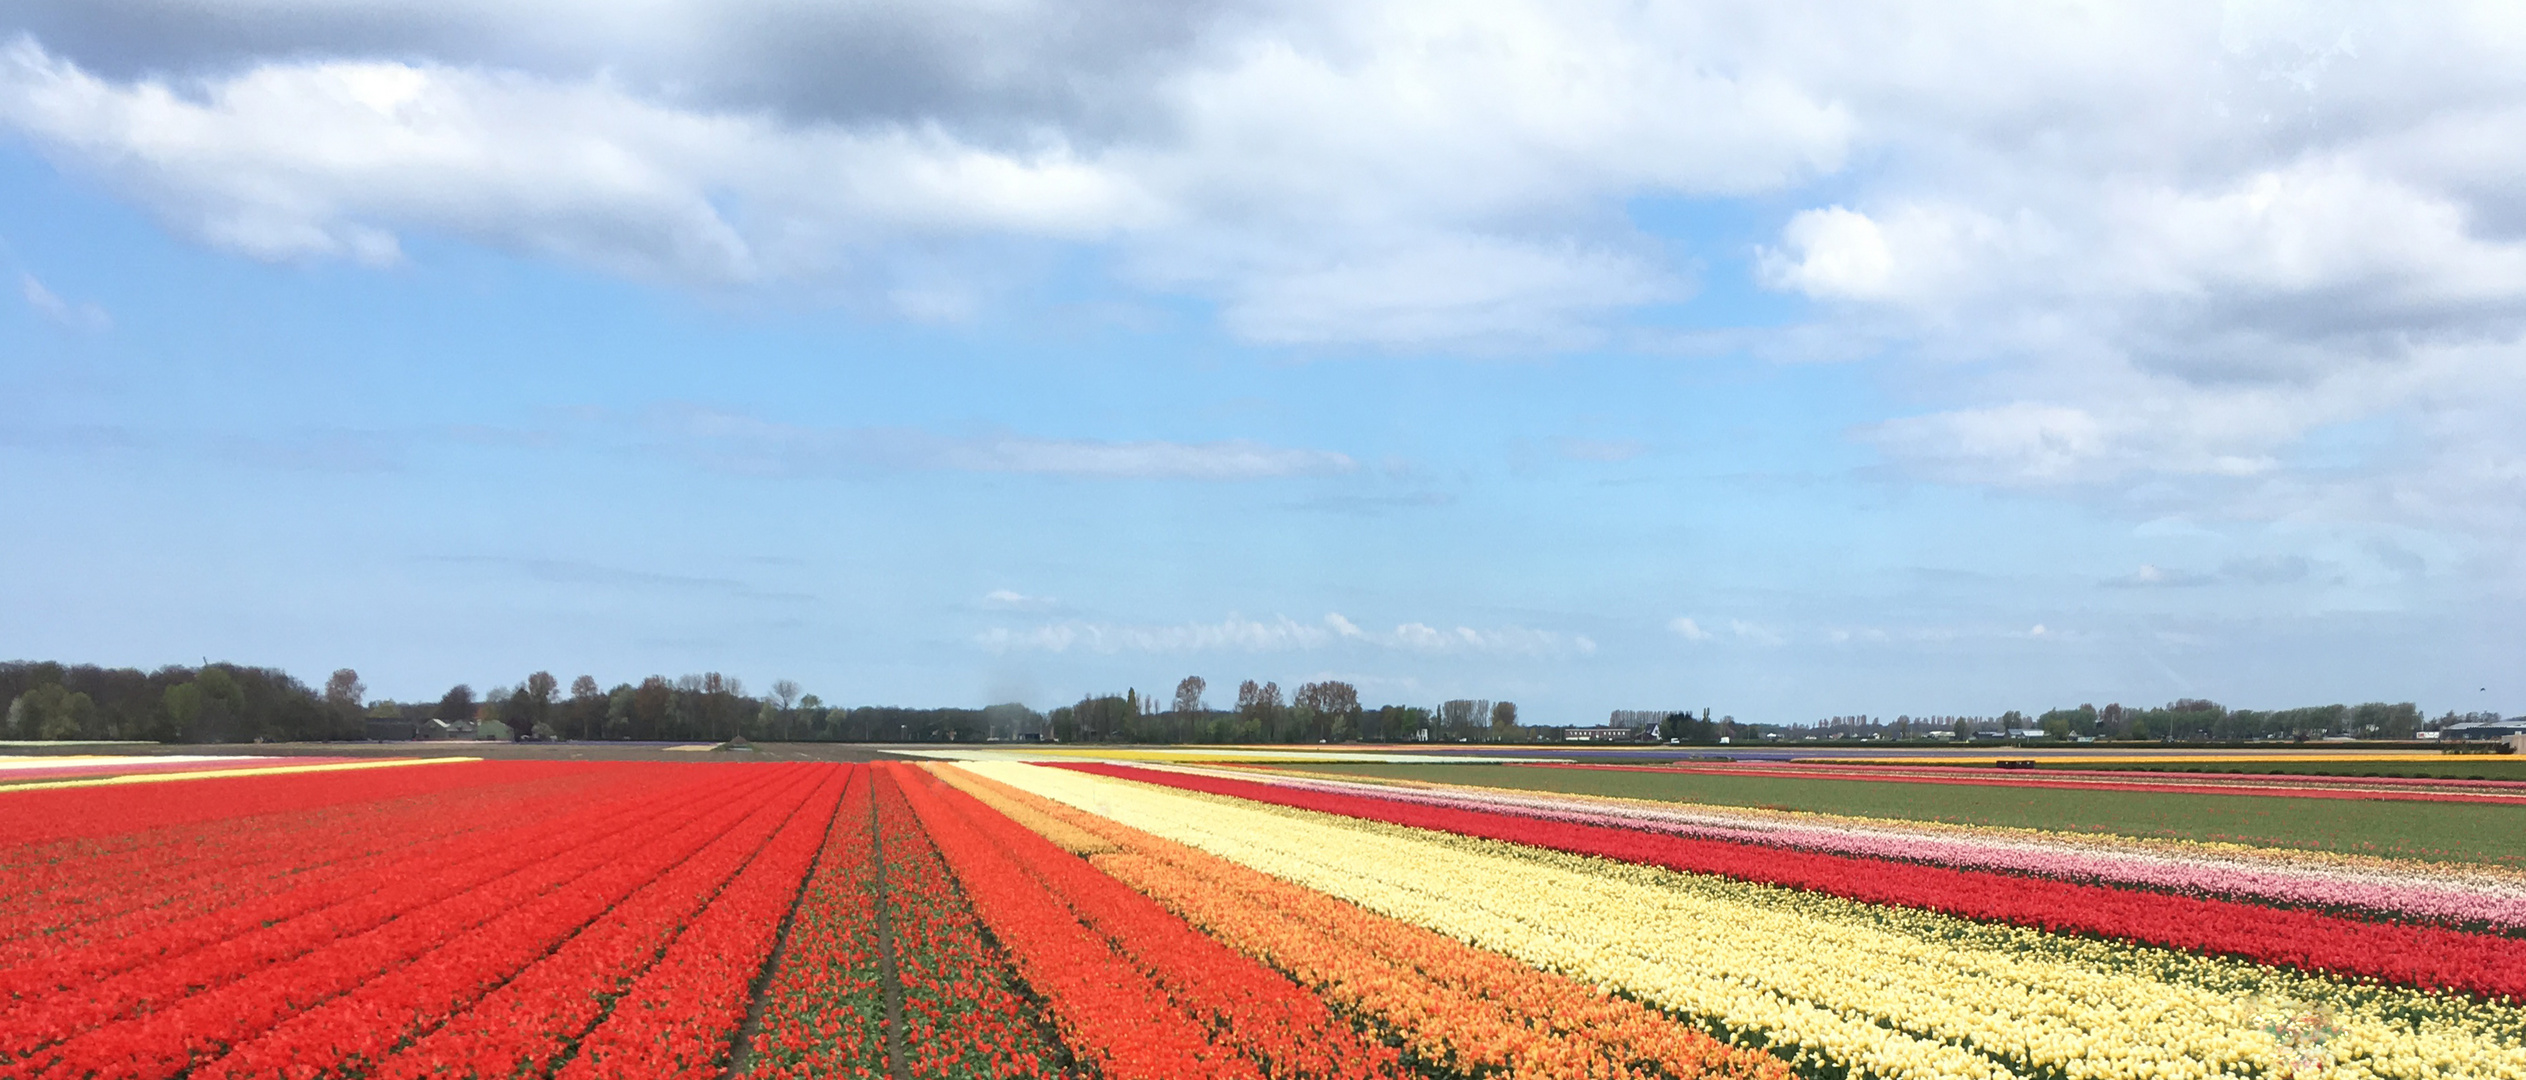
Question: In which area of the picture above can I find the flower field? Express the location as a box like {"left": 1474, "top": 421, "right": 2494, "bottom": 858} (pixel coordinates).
{"left": 5, "top": 754, "right": 2524, "bottom": 1079}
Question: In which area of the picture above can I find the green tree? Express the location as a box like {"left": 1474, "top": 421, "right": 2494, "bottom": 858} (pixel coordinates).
{"left": 504, "top": 688, "right": 535, "bottom": 738}
{"left": 12, "top": 684, "right": 97, "bottom": 740}
{"left": 164, "top": 682, "right": 205, "bottom": 731}
{"left": 605, "top": 684, "right": 636, "bottom": 738}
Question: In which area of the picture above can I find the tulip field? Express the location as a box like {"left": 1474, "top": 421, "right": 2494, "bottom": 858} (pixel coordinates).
{"left": 5, "top": 754, "right": 2526, "bottom": 1078}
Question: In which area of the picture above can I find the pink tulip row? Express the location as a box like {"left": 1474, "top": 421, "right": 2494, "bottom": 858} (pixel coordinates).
{"left": 1195, "top": 766, "right": 2526, "bottom": 928}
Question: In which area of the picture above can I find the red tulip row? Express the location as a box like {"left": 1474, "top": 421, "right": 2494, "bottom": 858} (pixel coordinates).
{"left": 897, "top": 764, "right": 1406, "bottom": 1080}
{"left": 552, "top": 764, "right": 847, "bottom": 1080}
{"left": 3, "top": 768, "right": 807, "bottom": 1080}
{"left": 0, "top": 767, "right": 686, "bottom": 1000}
{"left": 0, "top": 767, "right": 749, "bottom": 1069}
{"left": 195, "top": 765, "right": 836, "bottom": 1080}
{"left": 734, "top": 766, "right": 1069, "bottom": 1079}
{"left": 0, "top": 759, "right": 593, "bottom": 850}
{"left": 734, "top": 767, "right": 889, "bottom": 1080}
{"left": 1068, "top": 763, "right": 2526, "bottom": 1003}
{"left": 371, "top": 766, "right": 851, "bottom": 1080}
{"left": 871, "top": 767, "right": 1068, "bottom": 1080}
{"left": 0, "top": 764, "right": 610, "bottom": 949}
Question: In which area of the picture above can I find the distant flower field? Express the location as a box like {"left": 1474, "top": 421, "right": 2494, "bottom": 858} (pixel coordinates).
{"left": 4, "top": 755, "right": 2523, "bottom": 1079}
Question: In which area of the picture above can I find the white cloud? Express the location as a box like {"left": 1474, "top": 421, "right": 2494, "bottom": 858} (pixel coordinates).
{"left": 10, "top": 3, "right": 2526, "bottom": 560}
{"left": 1728, "top": 619, "right": 1785, "bottom": 646}
{"left": 2106, "top": 564, "right": 2217, "bottom": 589}
{"left": 1757, "top": 206, "right": 1893, "bottom": 300}
{"left": 1554, "top": 436, "right": 1647, "bottom": 463}
{"left": 653, "top": 407, "right": 1356, "bottom": 481}
{"left": 981, "top": 589, "right": 1060, "bottom": 612}
{"left": 19, "top": 272, "right": 108, "bottom": 329}
{"left": 978, "top": 611, "right": 1594, "bottom": 657}
{"left": 0, "top": 40, "right": 1156, "bottom": 283}
{"left": 0, "top": 0, "right": 1858, "bottom": 347}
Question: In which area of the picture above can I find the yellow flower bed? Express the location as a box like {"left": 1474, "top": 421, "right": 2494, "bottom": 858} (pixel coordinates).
{"left": 959, "top": 761, "right": 2526, "bottom": 1080}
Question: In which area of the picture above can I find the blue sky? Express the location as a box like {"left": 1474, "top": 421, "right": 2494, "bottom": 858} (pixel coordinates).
{"left": 4, "top": 2, "right": 2523, "bottom": 723}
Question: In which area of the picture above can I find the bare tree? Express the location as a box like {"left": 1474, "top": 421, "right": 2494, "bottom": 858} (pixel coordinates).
{"left": 1257, "top": 681, "right": 1284, "bottom": 740}
{"left": 568, "top": 675, "right": 602, "bottom": 740}
{"left": 524, "top": 671, "right": 559, "bottom": 732}
{"left": 1173, "top": 676, "right": 1207, "bottom": 715}
{"left": 1441, "top": 699, "right": 1492, "bottom": 739}
{"left": 1296, "top": 681, "right": 1358, "bottom": 716}
{"left": 324, "top": 669, "right": 365, "bottom": 714}
{"left": 770, "top": 679, "right": 803, "bottom": 741}
{"left": 1328, "top": 681, "right": 1360, "bottom": 715}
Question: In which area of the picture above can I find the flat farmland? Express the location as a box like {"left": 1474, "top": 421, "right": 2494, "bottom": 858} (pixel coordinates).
{"left": 1274, "top": 758, "right": 2526, "bottom": 867}
{"left": 7, "top": 752, "right": 2526, "bottom": 1079}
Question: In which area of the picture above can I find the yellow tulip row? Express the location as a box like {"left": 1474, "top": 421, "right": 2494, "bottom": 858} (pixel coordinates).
{"left": 929, "top": 763, "right": 1792, "bottom": 1080}
{"left": 958, "top": 761, "right": 2526, "bottom": 1080}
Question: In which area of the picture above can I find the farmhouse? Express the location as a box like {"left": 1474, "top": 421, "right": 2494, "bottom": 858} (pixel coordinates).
{"left": 2441, "top": 719, "right": 2526, "bottom": 742}
{"left": 1562, "top": 725, "right": 1655, "bottom": 742}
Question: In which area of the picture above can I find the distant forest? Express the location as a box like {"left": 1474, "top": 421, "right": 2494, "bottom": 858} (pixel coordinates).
{"left": 0, "top": 659, "right": 2487, "bottom": 745}
{"left": 0, "top": 663, "right": 1502, "bottom": 745}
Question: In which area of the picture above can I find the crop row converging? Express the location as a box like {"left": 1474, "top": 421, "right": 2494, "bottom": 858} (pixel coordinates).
{"left": 4, "top": 756, "right": 2523, "bottom": 1080}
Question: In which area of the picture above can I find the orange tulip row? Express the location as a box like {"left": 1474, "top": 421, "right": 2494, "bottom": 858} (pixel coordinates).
{"left": 931, "top": 765, "right": 1792, "bottom": 1080}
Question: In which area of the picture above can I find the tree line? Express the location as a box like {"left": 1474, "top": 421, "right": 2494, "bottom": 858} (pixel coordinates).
{"left": 0, "top": 659, "right": 1528, "bottom": 747}
{"left": 2, "top": 661, "right": 368, "bottom": 743}
{"left": 385, "top": 673, "right": 1052, "bottom": 744}
{"left": 1784, "top": 699, "right": 2451, "bottom": 742}
{"left": 1039, "top": 676, "right": 1535, "bottom": 744}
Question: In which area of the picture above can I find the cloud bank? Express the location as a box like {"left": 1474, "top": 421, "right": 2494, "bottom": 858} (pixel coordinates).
{"left": 6, "top": 2, "right": 2526, "bottom": 579}
{"left": 978, "top": 612, "right": 1595, "bottom": 658}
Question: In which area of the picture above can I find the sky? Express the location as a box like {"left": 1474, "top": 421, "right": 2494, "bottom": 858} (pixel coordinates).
{"left": 3, "top": 1, "right": 2523, "bottom": 724}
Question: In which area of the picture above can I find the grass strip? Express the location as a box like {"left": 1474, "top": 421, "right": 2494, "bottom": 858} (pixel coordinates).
{"left": 1268, "top": 761, "right": 2526, "bottom": 867}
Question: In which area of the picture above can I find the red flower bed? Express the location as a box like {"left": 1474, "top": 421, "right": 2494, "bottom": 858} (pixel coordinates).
{"left": 200, "top": 765, "right": 836, "bottom": 1079}
{"left": 0, "top": 767, "right": 605, "bottom": 970}
{"left": 900, "top": 769, "right": 1232, "bottom": 1079}
{"left": 0, "top": 763, "right": 613, "bottom": 957}
{"left": 0, "top": 767, "right": 690, "bottom": 1007}
{"left": 1, "top": 768, "right": 750, "bottom": 1072}
{"left": 735, "top": 767, "right": 888, "bottom": 1080}
{"left": 0, "top": 760, "right": 593, "bottom": 849}
{"left": 374, "top": 768, "right": 848, "bottom": 1080}
{"left": 898, "top": 764, "right": 1404, "bottom": 1080}
{"left": 872, "top": 768, "right": 1068, "bottom": 1080}
{"left": 7, "top": 768, "right": 817, "bottom": 1080}
{"left": 738, "top": 767, "right": 1066, "bottom": 1079}
{"left": 551, "top": 765, "right": 845, "bottom": 1080}
{"left": 1066, "top": 763, "right": 2526, "bottom": 1002}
